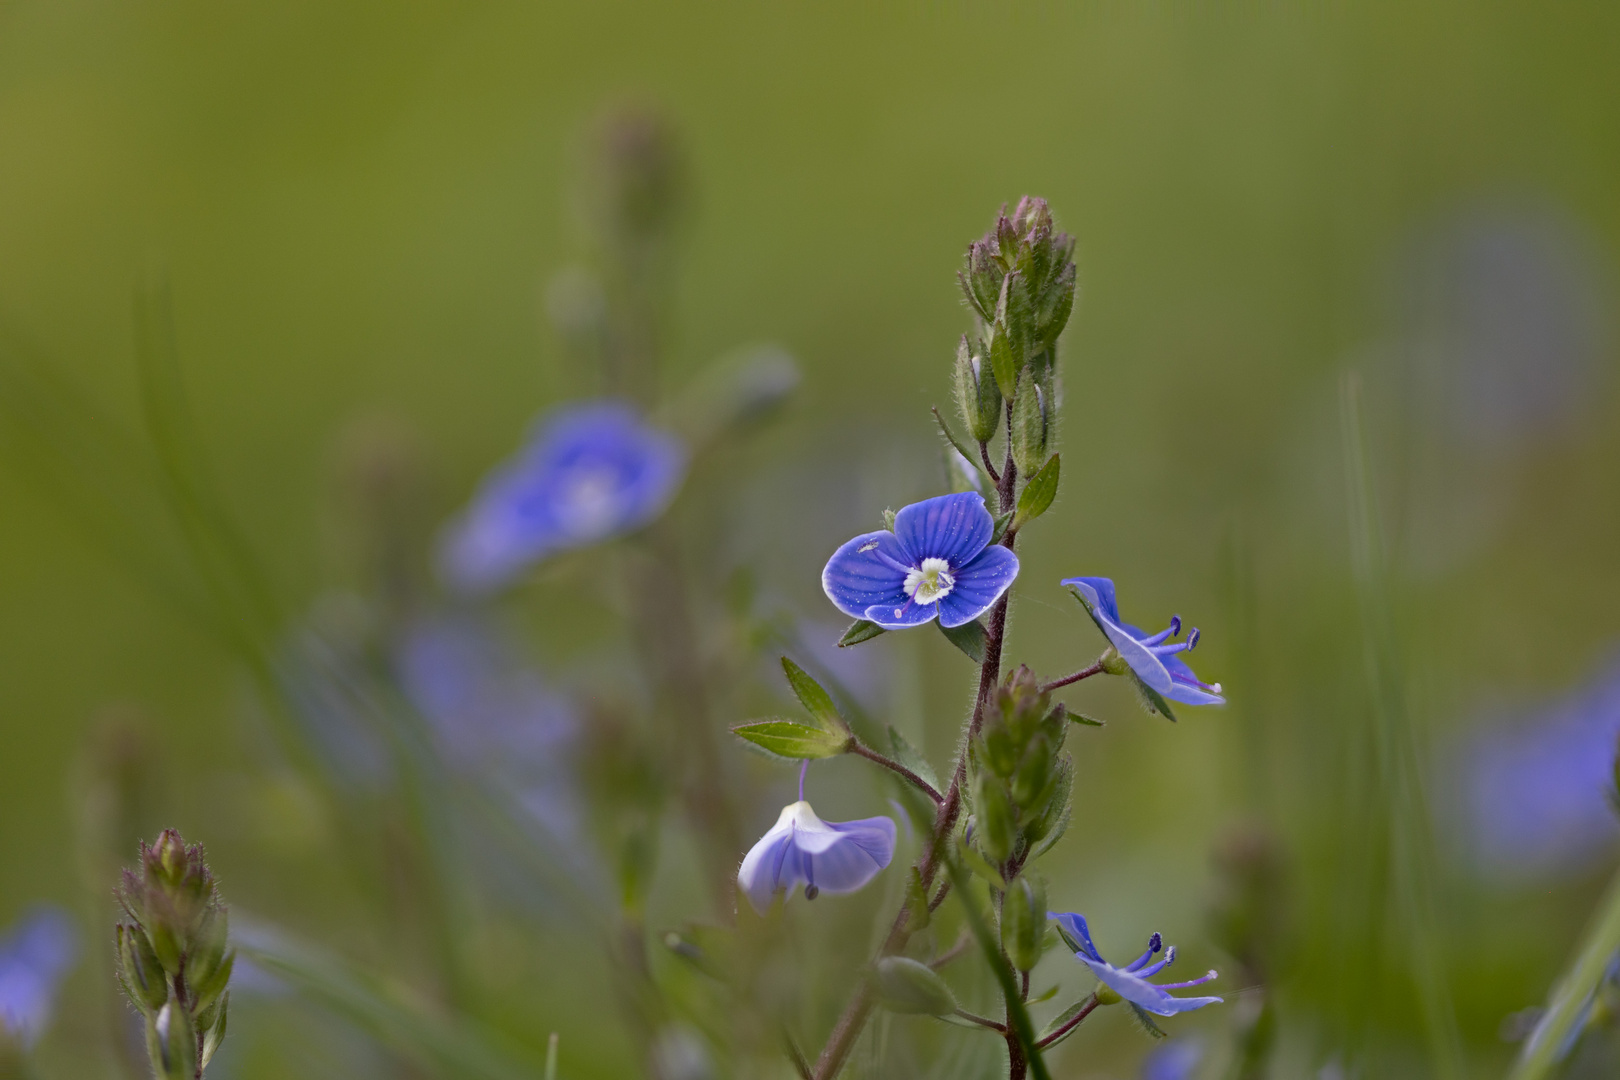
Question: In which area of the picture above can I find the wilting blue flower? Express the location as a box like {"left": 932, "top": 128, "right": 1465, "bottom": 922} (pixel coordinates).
{"left": 1052, "top": 912, "right": 1222, "bottom": 1017}
{"left": 738, "top": 766, "right": 896, "bottom": 914}
{"left": 0, "top": 907, "right": 79, "bottom": 1047}
{"left": 1142, "top": 1036, "right": 1205, "bottom": 1080}
{"left": 1062, "top": 577, "right": 1225, "bottom": 707}
{"left": 822, "top": 492, "right": 1018, "bottom": 630}
{"left": 441, "top": 401, "right": 686, "bottom": 592}
{"left": 1447, "top": 651, "right": 1620, "bottom": 882}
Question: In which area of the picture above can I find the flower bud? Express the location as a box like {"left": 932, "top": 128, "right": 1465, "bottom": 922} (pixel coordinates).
{"left": 117, "top": 923, "right": 168, "bottom": 1014}
{"left": 1010, "top": 371, "right": 1048, "bottom": 477}
{"left": 147, "top": 1001, "right": 198, "bottom": 1080}
{"left": 972, "top": 770, "right": 1017, "bottom": 865}
{"left": 1001, "top": 875, "right": 1048, "bottom": 973}
{"left": 953, "top": 336, "right": 1001, "bottom": 443}
{"left": 873, "top": 957, "right": 957, "bottom": 1016}
{"left": 958, "top": 239, "right": 1004, "bottom": 324}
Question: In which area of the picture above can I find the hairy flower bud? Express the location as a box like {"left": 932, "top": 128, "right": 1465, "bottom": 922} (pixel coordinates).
{"left": 1010, "top": 371, "right": 1049, "bottom": 477}
{"left": 953, "top": 336, "right": 1002, "bottom": 443}
{"left": 1001, "top": 875, "right": 1048, "bottom": 973}
{"left": 116, "top": 923, "right": 168, "bottom": 1014}
{"left": 147, "top": 1001, "right": 197, "bottom": 1080}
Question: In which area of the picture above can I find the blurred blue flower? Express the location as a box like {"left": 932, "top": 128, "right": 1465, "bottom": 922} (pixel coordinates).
{"left": 1142, "top": 1036, "right": 1205, "bottom": 1080}
{"left": 822, "top": 492, "right": 1018, "bottom": 630}
{"left": 1052, "top": 912, "right": 1222, "bottom": 1017}
{"left": 1062, "top": 577, "right": 1225, "bottom": 706}
{"left": 0, "top": 907, "right": 79, "bottom": 1048}
{"left": 398, "top": 614, "right": 581, "bottom": 840}
{"left": 441, "top": 401, "right": 686, "bottom": 592}
{"left": 738, "top": 767, "right": 896, "bottom": 914}
{"left": 1453, "top": 653, "right": 1620, "bottom": 881}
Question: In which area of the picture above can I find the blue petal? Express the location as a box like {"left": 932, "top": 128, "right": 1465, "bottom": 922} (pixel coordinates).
{"left": 1077, "top": 956, "right": 1223, "bottom": 1017}
{"left": 806, "top": 817, "right": 897, "bottom": 894}
{"left": 864, "top": 597, "right": 942, "bottom": 630}
{"left": 821, "top": 531, "right": 913, "bottom": 620}
{"left": 0, "top": 907, "right": 78, "bottom": 1048}
{"left": 937, "top": 545, "right": 1020, "bottom": 628}
{"left": 1050, "top": 912, "right": 1103, "bottom": 962}
{"left": 894, "top": 492, "right": 992, "bottom": 565}
{"left": 1060, "top": 576, "right": 1122, "bottom": 624}
{"left": 1162, "top": 656, "right": 1226, "bottom": 706}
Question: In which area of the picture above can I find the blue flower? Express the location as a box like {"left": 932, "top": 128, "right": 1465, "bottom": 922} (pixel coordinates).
{"left": 0, "top": 907, "right": 79, "bottom": 1048}
{"left": 1142, "top": 1037, "right": 1205, "bottom": 1080}
{"left": 1062, "top": 577, "right": 1225, "bottom": 707}
{"left": 738, "top": 766, "right": 896, "bottom": 914}
{"left": 1052, "top": 912, "right": 1222, "bottom": 1017}
{"left": 822, "top": 492, "right": 1019, "bottom": 630}
{"left": 441, "top": 401, "right": 686, "bottom": 592}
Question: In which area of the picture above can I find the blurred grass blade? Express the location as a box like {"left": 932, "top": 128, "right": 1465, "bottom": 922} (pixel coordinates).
{"left": 234, "top": 918, "right": 545, "bottom": 1080}
{"left": 134, "top": 268, "right": 280, "bottom": 648}
{"left": 1339, "top": 371, "right": 1465, "bottom": 1079}
{"left": 1508, "top": 865, "right": 1620, "bottom": 1080}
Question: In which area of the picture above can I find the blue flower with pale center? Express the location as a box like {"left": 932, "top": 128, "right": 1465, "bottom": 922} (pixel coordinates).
{"left": 441, "top": 401, "right": 686, "bottom": 592}
{"left": 737, "top": 764, "right": 896, "bottom": 914}
{"left": 1053, "top": 912, "right": 1222, "bottom": 1017}
{"left": 822, "top": 492, "right": 1019, "bottom": 630}
{"left": 1062, "top": 577, "right": 1225, "bottom": 707}
{"left": 0, "top": 907, "right": 79, "bottom": 1048}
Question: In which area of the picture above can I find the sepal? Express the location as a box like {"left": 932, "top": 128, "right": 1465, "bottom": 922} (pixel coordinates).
{"left": 872, "top": 957, "right": 957, "bottom": 1016}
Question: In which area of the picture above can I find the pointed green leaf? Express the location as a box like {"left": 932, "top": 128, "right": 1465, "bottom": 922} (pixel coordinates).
{"left": 990, "top": 509, "right": 1013, "bottom": 544}
{"left": 837, "top": 619, "right": 886, "bottom": 647}
{"left": 989, "top": 321, "right": 1019, "bottom": 399}
{"left": 937, "top": 618, "right": 988, "bottom": 664}
{"left": 780, "top": 657, "right": 850, "bottom": 736}
{"left": 887, "top": 726, "right": 940, "bottom": 795}
{"left": 1011, "top": 453, "right": 1059, "bottom": 530}
{"left": 731, "top": 719, "right": 850, "bottom": 759}
{"left": 931, "top": 406, "right": 987, "bottom": 487}
{"left": 1030, "top": 984, "right": 1060, "bottom": 1004}
{"left": 956, "top": 836, "right": 1006, "bottom": 890}
{"left": 1038, "top": 996, "right": 1093, "bottom": 1049}
{"left": 1129, "top": 672, "right": 1178, "bottom": 723}
{"left": 1067, "top": 712, "right": 1105, "bottom": 727}
{"left": 872, "top": 957, "right": 957, "bottom": 1016}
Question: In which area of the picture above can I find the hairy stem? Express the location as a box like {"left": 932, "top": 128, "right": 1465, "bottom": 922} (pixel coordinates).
{"left": 1035, "top": 994, "right": 1100, "bottom": 1050}
{"left": 849, "top": 741, "right": 943, "bottom": 804}
{"left": 1039, "top": 661, "right": 1106, "bottom": 694}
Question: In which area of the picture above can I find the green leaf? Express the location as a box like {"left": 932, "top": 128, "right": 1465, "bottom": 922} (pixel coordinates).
{"left": 937, "top": 618, "right": 988, "bottom": 664}
{"left": 990, "top": 509, "right": 1013, "bottom": 544}
{"left": 1130, "top": 672, "right": 1178, "bottom": 723}
{"left": 1030, "top": 984, "right": 1060, "bottom": 1004}
{"left": 780, "top": 657, "right": 850, "bottom": 735}
{"left": 1068, "top": 712, "right": 1105, "bottom": 727}
{"left": 731, "top": 719, "right": 850, "bottom": 759}
{"left": 903, "top": 867, "right": 932, "bottom": 933}
{"left": 1038, "top": 996, "right": 1093, "bottom": 1049}
{"left": 955, "top": 836, "right": 1006, "bottom": 890}
{"left": 837, "top": 619, "right": 886, "bottom": 647}
{"left": 233, "top": 920, "right": 541, "bottom": 1080}
{"left": 887, "top": 726, "right": 940, "bottom": 794}
{"left": 1011, "top": 453, "right": 1060, "bottom": 530}
{"left": 931, "top": 406, "right": 987, "bottom": 487}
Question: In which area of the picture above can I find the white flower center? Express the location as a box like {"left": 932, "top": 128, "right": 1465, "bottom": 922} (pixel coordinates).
{"left": 555, "top": 465, "right": 626, "bottom": 537}
{"left": 903, "top": 557, "right": 955, "bottom": 604}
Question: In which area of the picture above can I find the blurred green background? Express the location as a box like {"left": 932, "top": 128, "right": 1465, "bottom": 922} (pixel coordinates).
{"left": 3, "top": 2, "right": 1620, "bottom": 1077}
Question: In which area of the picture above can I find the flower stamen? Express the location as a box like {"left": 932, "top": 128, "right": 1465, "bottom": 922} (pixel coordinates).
{"left": 903, "top": 558, "right": 956, "bottom": 605}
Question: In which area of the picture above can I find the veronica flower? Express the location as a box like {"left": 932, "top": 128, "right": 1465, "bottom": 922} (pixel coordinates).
{"left": 737, "top": 762, "right": 896, "bottom": 914}
{"left": 441, "top": 401, "right": 686, "bottom": 592}
{"left": 0, "top": 907, "right": 79, "bottom": 1048}
{"left": 1062, "top": 577, "right": 1225, "bottom": 707}
{"left": 822, "top": 492, "right": 1018, "bottom": 630}
{"left": 1052, "top": 912, "right": 1222, "bottom": 1017}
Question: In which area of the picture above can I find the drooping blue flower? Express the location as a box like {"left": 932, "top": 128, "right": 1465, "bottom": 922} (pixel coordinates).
{"left": 1052, "top": 912, "right": 1222, "bottom": 1017}
{"left": 737, "top": 764, "right": 896, "bottom": 914}
{"left": 441, "top": 401, "right": 686, "bottom": 592}
{"left": 1062, "top": 577, "right": 1225, "bottom": 707}
{"left": 0, "top": 907, "right": 79, "bottom": 1048}
{"left": 822, "top": 492, "right": 1018, "bottom": 630}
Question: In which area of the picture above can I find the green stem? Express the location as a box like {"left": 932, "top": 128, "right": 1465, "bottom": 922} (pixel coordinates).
{"left": 1508, "top": 862, "right": 1620, "bottom": 1080}
{"left": 944, "top": 855, "right": 1051, "bottom": 1080}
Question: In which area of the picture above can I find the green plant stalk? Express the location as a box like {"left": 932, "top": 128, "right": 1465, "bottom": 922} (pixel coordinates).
{"left": 943, "top": 856, "right": 1052, "bottom": 1080}
{"left": 1507, "top": 863, "right": 1620, "bottom": 1080}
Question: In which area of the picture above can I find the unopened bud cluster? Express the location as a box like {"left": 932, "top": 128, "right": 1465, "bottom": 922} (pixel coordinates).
{"left": 967, "top": 667, "right": 1073, "bottom": 973}
{"left": 954, "top": 197, "right": 1077, "bottom": 473}
{"left": 115, "top": 830, "right": 232, "bottom": 1079}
